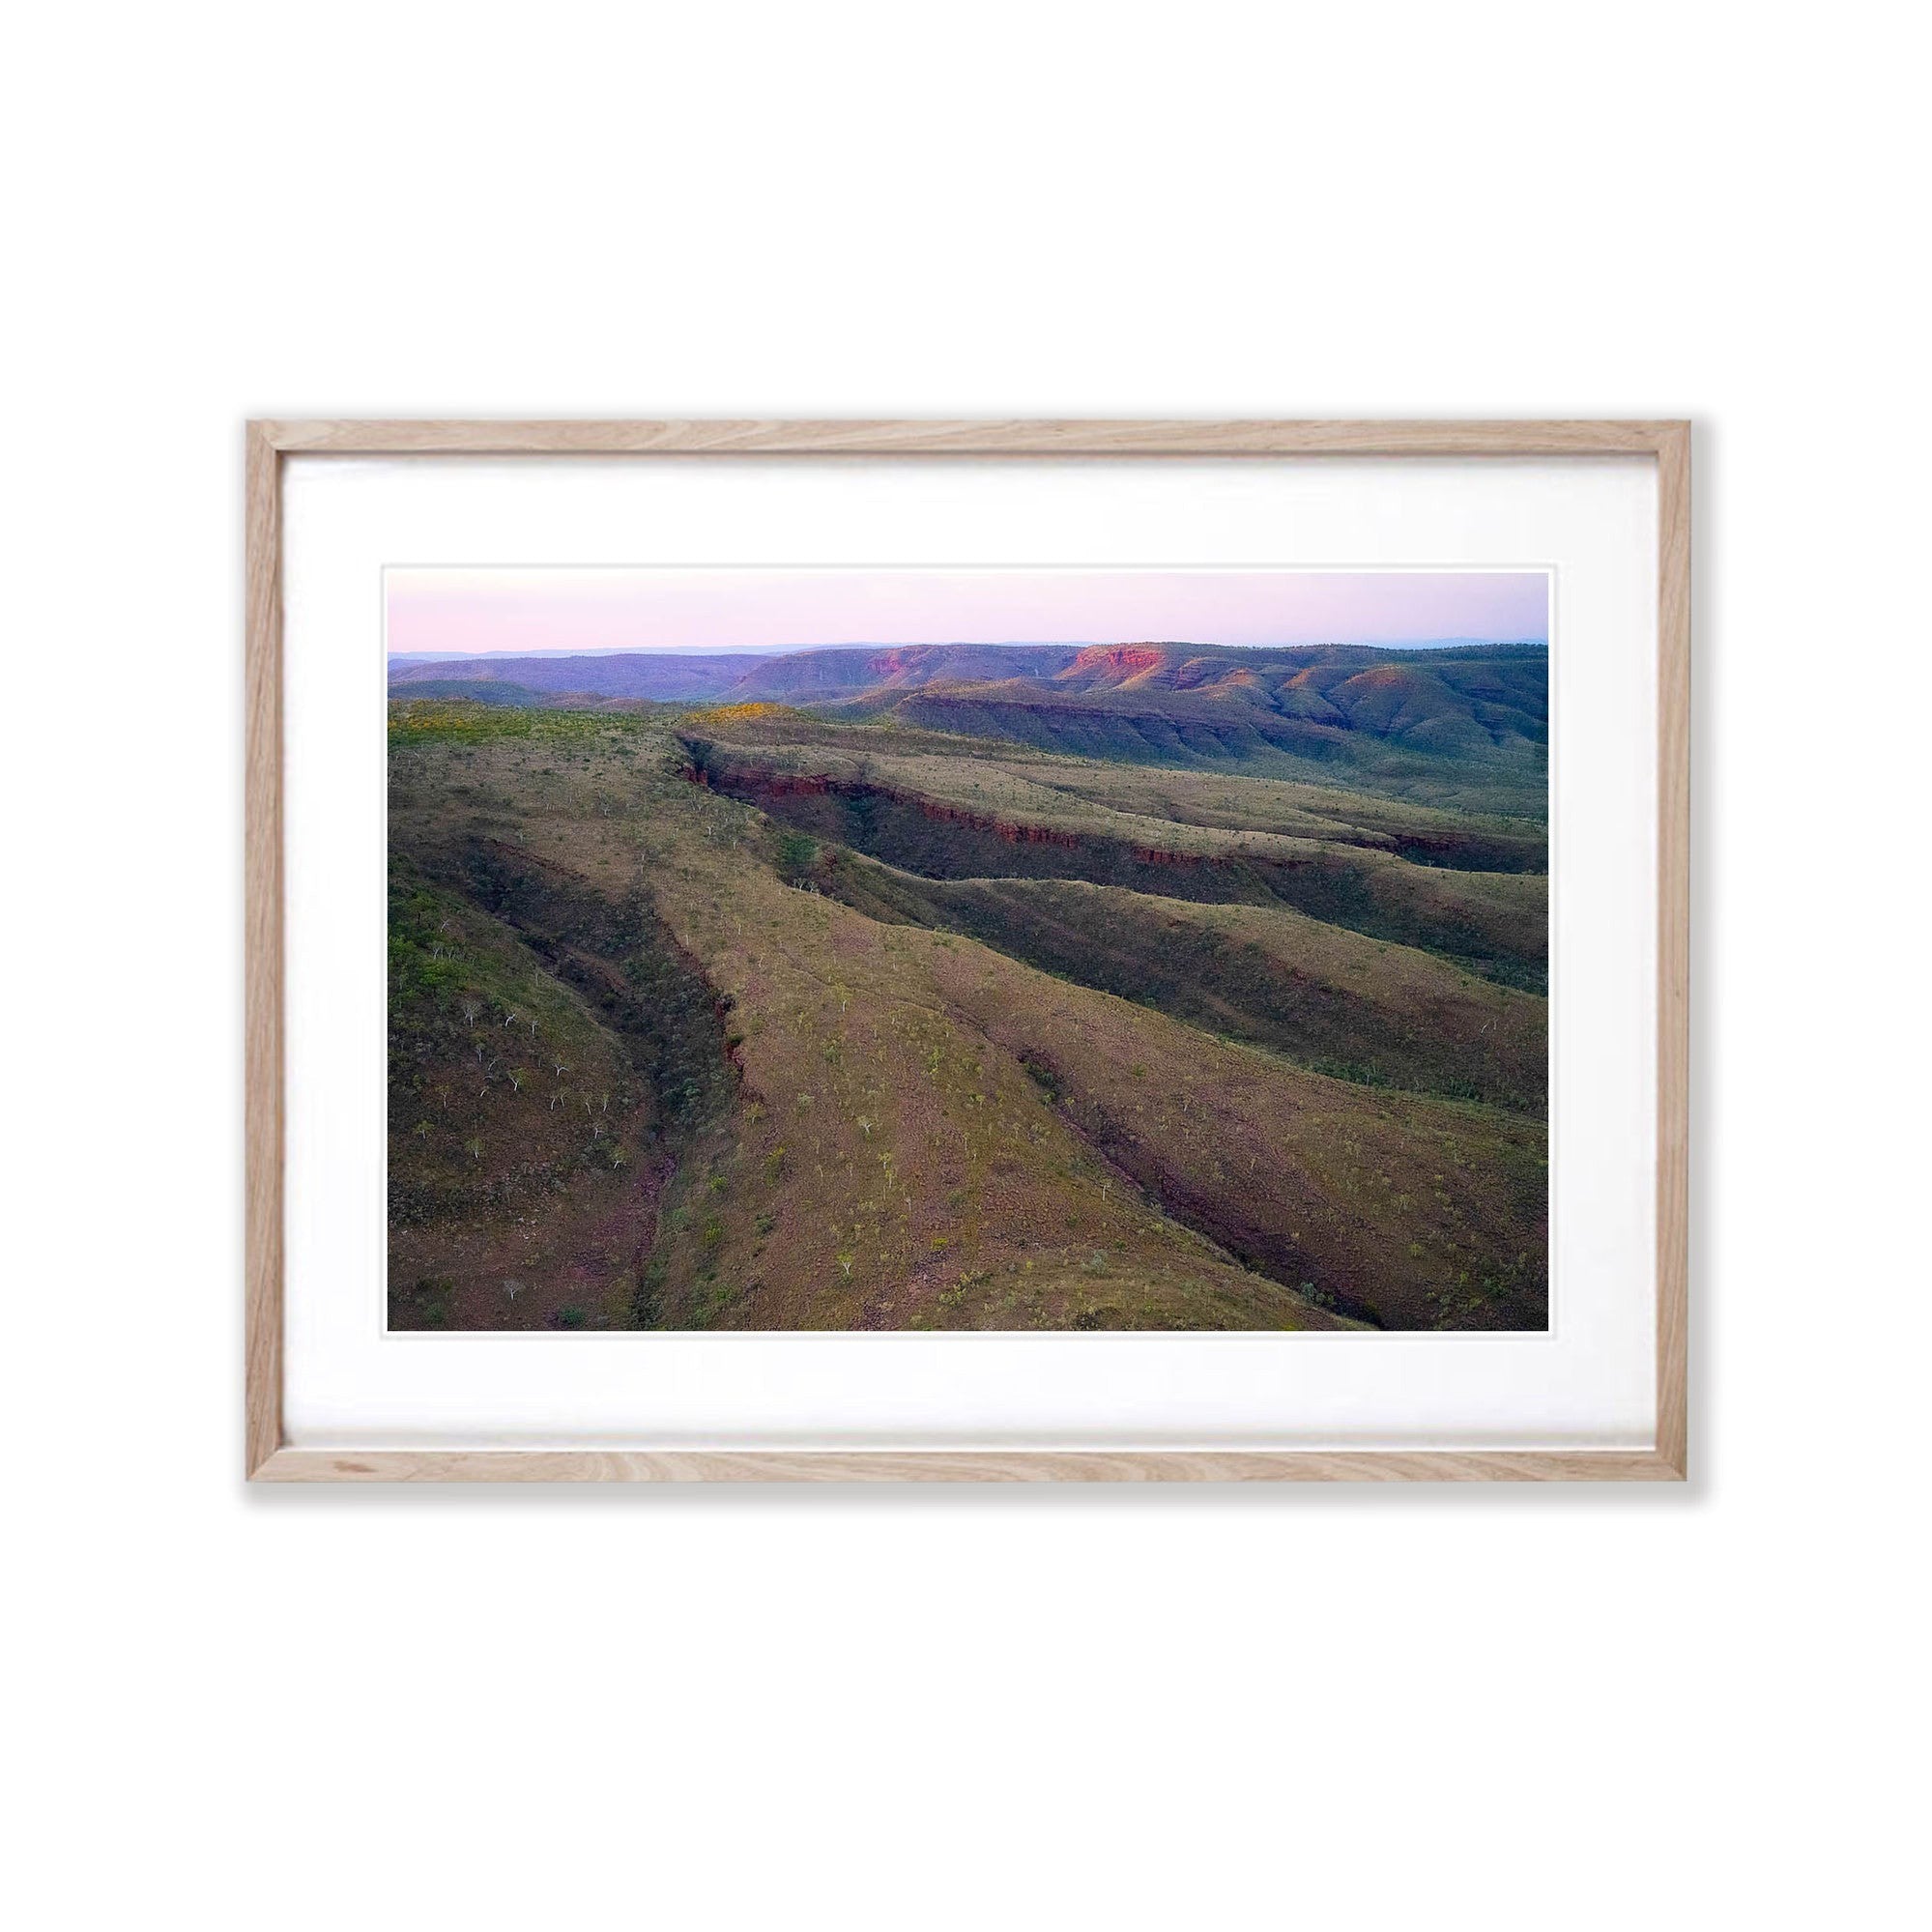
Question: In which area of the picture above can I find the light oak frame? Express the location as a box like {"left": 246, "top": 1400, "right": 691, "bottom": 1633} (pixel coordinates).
{"left": 245, "top": 419, "right": 1689, "bottom": 1484}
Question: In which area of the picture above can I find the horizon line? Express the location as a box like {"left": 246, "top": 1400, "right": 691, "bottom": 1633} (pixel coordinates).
{"left": 387, "top": 635, "right": 1549, "bottom": 660}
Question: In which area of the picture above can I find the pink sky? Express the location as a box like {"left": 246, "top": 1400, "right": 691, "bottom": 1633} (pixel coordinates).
{"left": 386, "top": 567, "right": 1548, "bottom": 656}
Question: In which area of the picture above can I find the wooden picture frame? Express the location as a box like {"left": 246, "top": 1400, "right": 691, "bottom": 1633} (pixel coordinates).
{"left": 246, "top": 418, "right": 1688, "bottom": 1483}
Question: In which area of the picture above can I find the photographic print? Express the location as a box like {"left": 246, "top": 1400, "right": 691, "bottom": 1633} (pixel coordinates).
{"left": 387, "top": 566, "right": 1549, "bottom": 1335}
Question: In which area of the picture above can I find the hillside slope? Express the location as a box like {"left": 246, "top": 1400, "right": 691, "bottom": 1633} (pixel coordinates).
{"left": 388, "top": 698, "right": 1547, "bottom": 1331}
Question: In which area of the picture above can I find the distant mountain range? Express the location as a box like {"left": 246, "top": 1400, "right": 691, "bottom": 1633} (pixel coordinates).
{"left": 389, "top": 640, "right": 1547, "bottom": 808}
{"left": 389, "top": 650, "right": 766, "bottom": 701}
{"left": 386, "top": 645, "right": 783, "bottom": 663}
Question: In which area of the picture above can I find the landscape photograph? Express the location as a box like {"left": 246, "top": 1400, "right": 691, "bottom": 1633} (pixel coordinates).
{"left": 387, "top": 567, "right": 1549, "bottom": 1334}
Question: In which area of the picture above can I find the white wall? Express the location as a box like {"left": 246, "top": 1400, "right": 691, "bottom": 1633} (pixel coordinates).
{"left": 8, "top": 5, "right": 1924, "bottom": 1929}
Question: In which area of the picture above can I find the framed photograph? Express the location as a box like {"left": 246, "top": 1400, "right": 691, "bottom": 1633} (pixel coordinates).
{"left": 246, "top": 419, "right": 1687, "bottom": 1482}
